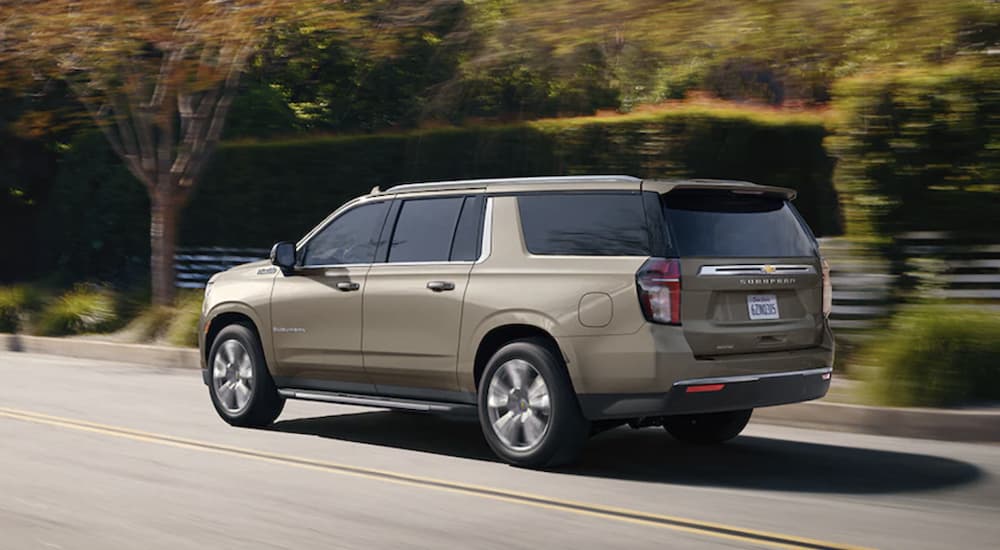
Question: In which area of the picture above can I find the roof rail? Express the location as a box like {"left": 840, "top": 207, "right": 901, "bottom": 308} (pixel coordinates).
{"left": 381, "top": 175, "right": 641, "bottom": 194}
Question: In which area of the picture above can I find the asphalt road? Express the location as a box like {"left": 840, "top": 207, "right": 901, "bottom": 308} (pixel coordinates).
{"left": 1, "top": 352, "right": 997, "bottom": 550}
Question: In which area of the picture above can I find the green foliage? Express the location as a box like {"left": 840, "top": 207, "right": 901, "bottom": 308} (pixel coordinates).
{"left": 165, "top": 292, "right": 203, "bottom": 348}
{"left": 223, "top": 83, "right": 300, "bottom": 140}
{"left": 481, "top": 0, "right": 999, "bottom": 108}
{"left": 0, "top": 285, "right": 43, "bottom": 333}
{"left": 829, "top": 63, "right": 1000, "bottom": 236}
{"left": 861, "top": 305, "right": 1000, "bottom": 407}
{"left": 35, "top": 285, "right": 120, "bottom": 336}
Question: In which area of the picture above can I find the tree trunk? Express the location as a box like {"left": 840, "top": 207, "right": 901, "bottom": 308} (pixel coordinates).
{"left": 150, "top": 188, "right": 181, "bottom": 306}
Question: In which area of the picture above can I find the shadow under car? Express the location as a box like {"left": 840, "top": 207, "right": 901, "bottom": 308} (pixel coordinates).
{"left": 267, "top": 410, "right": 981, "bottom": 494}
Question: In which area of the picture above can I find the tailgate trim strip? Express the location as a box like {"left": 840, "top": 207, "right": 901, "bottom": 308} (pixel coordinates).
{"left": 698, "top": 264, "right": 816, "bottom": 276}
{"left": 674, "top": 367, "right": 832, "bottom": 386}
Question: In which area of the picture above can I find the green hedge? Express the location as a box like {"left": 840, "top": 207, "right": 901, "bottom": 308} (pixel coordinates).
{"left": 36, "top": 131, "right": 150, "bottom": 285}
{"left": 829, "top": 63, "right": 1000, "bottom": 237}
{"left": 44, "top": 107, "right": 840, "bottom": 280}
{"left": 182, "top": 107, "right": 840, "bottom": 248}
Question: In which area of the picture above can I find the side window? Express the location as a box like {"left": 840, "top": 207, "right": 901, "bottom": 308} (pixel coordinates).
{"left": 387, "top": 197, "right": 464, "bottom": 263}
{"left": 301, "top": 201, "right": 390, "bottom": 266}
{"left": 450, "top": 196, "right": 486, "bottom": 261}
{"left": 517, "top": 193, "right": 650, "bottom": 256}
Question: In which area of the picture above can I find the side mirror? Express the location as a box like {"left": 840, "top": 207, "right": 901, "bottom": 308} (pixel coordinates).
{"left": 270, "top": 241, "right": 296, "bottom": 272}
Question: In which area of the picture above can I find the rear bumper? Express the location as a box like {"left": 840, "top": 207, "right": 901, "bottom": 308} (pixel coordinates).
{"left": 578, "top": 366, "right": 831, "bottom": 420}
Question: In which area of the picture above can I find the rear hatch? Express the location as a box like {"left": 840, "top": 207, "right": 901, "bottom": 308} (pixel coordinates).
{"left": 662, "top": 188, "right": 824, "bottom": 356}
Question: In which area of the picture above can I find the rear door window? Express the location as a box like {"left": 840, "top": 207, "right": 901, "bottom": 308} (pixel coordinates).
{"left": 387, "top": 197, "right": 465, "bottom": 263}
{"left": 517, "top": 193, "right": 650, "bottom": 256}
{"left": 663, "top": 190, "right": 816, "bottom": 257}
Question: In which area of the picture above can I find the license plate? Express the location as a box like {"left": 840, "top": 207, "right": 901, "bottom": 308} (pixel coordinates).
{"left": 747, "top": 294, "right": 780, "bottom": 320}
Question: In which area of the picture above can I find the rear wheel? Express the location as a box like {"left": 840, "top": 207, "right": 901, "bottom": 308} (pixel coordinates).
{"left": 208, "top": 324, "right": 284, "bottom": 427}
{"left": 478, "top": 339, "right": 590, "bottom": 468}
{"left": 663, "top": 409, "right": 752, "bottom": 444}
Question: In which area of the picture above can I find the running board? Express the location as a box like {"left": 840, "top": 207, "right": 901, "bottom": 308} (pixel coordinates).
{"left": 278, "top": 388, "right": 477, "bottom": 415}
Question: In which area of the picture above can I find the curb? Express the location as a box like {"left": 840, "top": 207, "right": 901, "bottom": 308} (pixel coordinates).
{"left": 1, "top": 334, "right": 199, "bottom": 370}
{"left": 2, "top": 334, "right": 997, "bottom": 443}
{"left": 753, "top": 400, "right": 999, "bottom": 443}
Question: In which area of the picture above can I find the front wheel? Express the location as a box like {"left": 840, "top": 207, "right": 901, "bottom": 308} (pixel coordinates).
{"left": 478, "top": 339, "right": 590, "bottom": 468}
{"left": 663, "top": 409, "right": 752, "bottom": 444}
{"left": 208, "top": 324, "right": 284, "bottom": 427}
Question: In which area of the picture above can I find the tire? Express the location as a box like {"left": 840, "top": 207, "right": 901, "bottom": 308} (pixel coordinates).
{"left": 207, "top": 323, "right": 285, "bottom": 428}
{"left": 477, "top": 338, "right": 590, "bottom": 468}
{"left": 663, "top": 409, "right": 752, "bottom": 444}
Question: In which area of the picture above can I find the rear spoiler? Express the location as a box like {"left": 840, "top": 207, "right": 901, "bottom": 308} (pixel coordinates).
{"left": 641, "top": 179, "right": 797, "bottom": 200}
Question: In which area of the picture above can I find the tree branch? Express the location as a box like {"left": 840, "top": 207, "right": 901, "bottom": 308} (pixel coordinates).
{"left": 72, "top": 91, "right": 152, "bottom": 191}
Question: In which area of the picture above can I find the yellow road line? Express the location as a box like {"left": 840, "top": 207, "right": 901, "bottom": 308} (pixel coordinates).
{"left": 0, "top": 406, "right": 871, "bottom": 550}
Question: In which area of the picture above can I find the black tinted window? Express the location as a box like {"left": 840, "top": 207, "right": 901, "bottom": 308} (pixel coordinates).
{"left": 388, "top": 197, "right": 464, "bottom": 262}
{"left": 302, "top": 201, "right": 390, "bottom": 266}
{"left": 518, "top": 193, "right": 649, "bottom": 256}
{"left": 663, "top": 191, "right": 816, "bottom": 257}
{"left": 450, "top": 196, "right": 485, "bottom": 261}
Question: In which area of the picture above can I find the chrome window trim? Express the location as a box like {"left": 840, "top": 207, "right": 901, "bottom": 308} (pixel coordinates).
{"left": 673, "top": 367, "right": 832, "bottom": 387}
{"left": 291, "top": 264, "right": 371, "bottom": 271}
{"left": 368, "top": 261, "right": 475, "bottom": 268}
{"left": 698, "top": 264, "right": 816, "bottom": 276}
{"left": 475, "top": 197, "right": 493, "bottom": 264}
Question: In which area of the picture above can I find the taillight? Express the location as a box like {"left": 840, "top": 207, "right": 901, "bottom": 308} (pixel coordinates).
{"left": 636, "top": 257, "right": 681, "bottom": 325}
{"left": 821, "top": 257, "right": 832, "bottom": 318}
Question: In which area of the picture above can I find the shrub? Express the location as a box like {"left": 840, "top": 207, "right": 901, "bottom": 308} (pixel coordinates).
{"left": 35, "top": 286, "right": 120, "bottom": 336}
{"left": 0, "top": 285, "right": 44, "bottom": 333}
{"left": 123, "top": 305, "right": 176, "bottom": 342}
{"left": 165, "top": 292, "right": 203, "bottom": 347}
{"left": 861, "top": 305, "right": 1000, "bottom": 407}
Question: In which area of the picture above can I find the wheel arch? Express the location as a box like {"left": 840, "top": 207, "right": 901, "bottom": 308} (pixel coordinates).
{"left": 468, "top": 321, "right": 583, "bottom": 394}
{"left": 202, "top": 303, "right": 271, "bottom": 370}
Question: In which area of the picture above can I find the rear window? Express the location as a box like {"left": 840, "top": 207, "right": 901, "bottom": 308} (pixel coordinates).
{"left": 663, "top": 190, "right": 816, "bottom": 257}
{"left": 518, "top": 193, "right": 650, "bottom": 256}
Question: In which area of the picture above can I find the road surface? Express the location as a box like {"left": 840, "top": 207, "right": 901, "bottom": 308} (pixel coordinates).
{"left": 1, "top": 351, "right": 997, "bottom": 549}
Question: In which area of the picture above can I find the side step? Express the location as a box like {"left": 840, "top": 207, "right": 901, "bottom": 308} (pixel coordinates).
{"left": 277, "top": 388, "right": 477, "bottom": 416}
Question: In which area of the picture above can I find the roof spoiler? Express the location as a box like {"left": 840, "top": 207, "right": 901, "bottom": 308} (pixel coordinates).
{"left": 642, "top": 179, "right": 796, "bottom": 200}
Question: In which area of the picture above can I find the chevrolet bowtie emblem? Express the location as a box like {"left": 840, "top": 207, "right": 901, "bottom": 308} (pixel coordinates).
{"left": 762, "top": 264, "right": 777, "bottom": 274}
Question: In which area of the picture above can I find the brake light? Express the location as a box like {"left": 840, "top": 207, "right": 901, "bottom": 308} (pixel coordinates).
{"left": 637, "top": 257, "right": 681, "bottom": 325}
{"left": 821, "top": 257, "right": 832, "bottom": 318}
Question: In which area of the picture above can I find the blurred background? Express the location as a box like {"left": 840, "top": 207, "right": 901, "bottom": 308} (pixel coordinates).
{"left": 0, "top": 0, "right": 998, "bottom": 410}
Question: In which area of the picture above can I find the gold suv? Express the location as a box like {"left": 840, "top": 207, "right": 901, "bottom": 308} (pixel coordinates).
{"left": 199, "top": 176, "right": 834, "bottom": 467}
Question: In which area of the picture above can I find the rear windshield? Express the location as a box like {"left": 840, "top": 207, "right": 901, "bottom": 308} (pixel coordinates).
{"left": 662, "top": 190, "right": 816, "bottom": 257}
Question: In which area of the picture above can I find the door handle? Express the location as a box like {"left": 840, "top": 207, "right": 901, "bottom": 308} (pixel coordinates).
{"left": 336, "top": 281, "right": 360, "bottom": 292}
{"left": 426, "top": 281, "right": 455, "bottom": 292}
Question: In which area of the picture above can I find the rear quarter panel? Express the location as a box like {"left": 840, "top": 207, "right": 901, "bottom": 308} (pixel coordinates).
{"left": 457, "top": 196, "right": 647, "bottom": 393}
